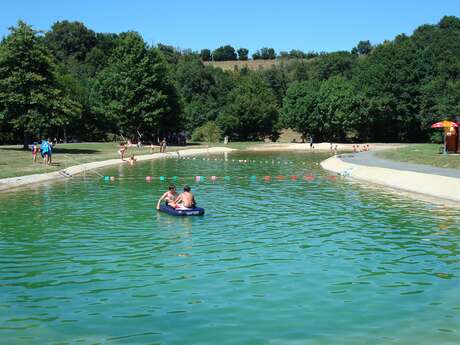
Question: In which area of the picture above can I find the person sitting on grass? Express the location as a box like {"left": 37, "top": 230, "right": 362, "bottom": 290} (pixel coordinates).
{"left": 175, "top": 185, "right": 196, "bottom": 209}
{"left": 156, "top": 185, "right": 179, "bottom": 210}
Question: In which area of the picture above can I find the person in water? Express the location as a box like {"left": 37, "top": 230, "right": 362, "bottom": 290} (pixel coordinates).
{"left": 127, "top": 155, "right": 137, "bottom": 166}
{"left": 175, "top": 185, "right": 196, "bottom": 208}
{"left": 156, "top": 185, "right": 179, "bottom": 210}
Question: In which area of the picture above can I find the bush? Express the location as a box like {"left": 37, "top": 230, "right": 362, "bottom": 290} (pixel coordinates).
{"left": 191, "top": 121, "right": 222, "bottom": 143}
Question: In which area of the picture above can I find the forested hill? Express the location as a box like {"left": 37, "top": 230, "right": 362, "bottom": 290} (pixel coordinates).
{"left": 0, "top": 16, "right": 459, "bottom": 145}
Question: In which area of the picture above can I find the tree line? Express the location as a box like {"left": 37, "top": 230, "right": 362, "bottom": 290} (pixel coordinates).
{"left": 0, "top": 16, "right": 459, "bottom": 146}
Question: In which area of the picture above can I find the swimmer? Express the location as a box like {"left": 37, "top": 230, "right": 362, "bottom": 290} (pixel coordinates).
{"left": 175, "top": 185, "right": 196, "bottom": 209}
{"left": 127, "top": 155, "right": 137, "bottom": 166}
{"left": 157, "top": 185, "right": 179, "bottom": 210}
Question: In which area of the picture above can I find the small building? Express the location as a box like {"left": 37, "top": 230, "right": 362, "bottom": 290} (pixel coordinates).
{"left": 446, "top": 115, "right": 460, "bottom": 153}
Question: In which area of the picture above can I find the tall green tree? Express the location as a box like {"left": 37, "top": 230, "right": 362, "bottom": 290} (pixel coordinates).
{"left": 200, "top": 49, "right": 211, "bottom": 61}
{"left": 212, "top": 45, "right": 237, "bottom": 61}
{"left": 44, "top": 20, "right": 97, "bottom": 63}
{"left": 175, "top": 58, "right": 235, "bottom": 131}
{"left": 280, "top": 80, "right": 321, "bottom": 140}
{"left": 92, "top": 32, "right": 181, "bottom": 139}
{"left": 0, "top": 21, "right": 78, "bottom": 147}
{"left": 237, "top": 48, "right": 249, "bottom": 61}
{"left": 218, "top": 73, "right": 278, "bottom": 140}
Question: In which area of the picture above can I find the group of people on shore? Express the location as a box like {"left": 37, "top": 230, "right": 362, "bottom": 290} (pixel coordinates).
{"left": 157, "top": 184, "right": 196, "bottom": 210}
{"left": 353, "top": 144, "right": 370, "bottom": 152}
{"left": 118, "top": 138, "right": 168, "bottom": 163}
{"left": 31, "top": 139, "right": 54, "bottom": 165}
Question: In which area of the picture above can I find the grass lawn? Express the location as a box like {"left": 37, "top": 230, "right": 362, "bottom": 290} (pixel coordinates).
{"left": 0, "top": 141, "right": 269, "bottom": 179}
{"left": 376, "top": 143, "right": 460, "bottom": 169}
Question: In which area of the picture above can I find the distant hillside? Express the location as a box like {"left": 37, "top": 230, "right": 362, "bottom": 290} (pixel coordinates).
{"left": 204, "top": 59, "right": 278, "bottom": 71}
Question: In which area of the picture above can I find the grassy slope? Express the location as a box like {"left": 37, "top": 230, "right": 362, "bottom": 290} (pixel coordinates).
{"left": 376, "top": 144, "right": 460, "bottom": 169}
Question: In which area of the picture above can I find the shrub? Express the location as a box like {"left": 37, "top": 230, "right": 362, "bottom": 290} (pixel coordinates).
{"left": 191, "top": 121, "right": 222, "bottom": 143}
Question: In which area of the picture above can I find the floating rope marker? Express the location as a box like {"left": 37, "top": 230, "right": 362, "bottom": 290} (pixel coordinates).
{"left": 110, "top": 176, "right": 116, "bottom": 181}
{"left": 305, "top": 175, "right": 315, "bottom": 181}
{"left": 103, "top": 176, "right": 110, "bottom": 181}
{"left": 160, "top": 176, "right": 166, "bottom": 181}
{"left": 195, "top": 175, "right": 201, "bottom": 182}
{"left": 224, "top": 176, "right": 230, "bottom": 181}
{"left": 250, "top": 175, "right": 257, "bottom": 181}
{"left": 146, "top": 176, "right": 152, "bottom": 182}
{"left": 263, "top": 176, "right": 271, "bottom": 182}
{"left": 276, "top": 175, "right": 285, "bottom": 180}
{"left": 291, "top": 175, "right": 298, "bottom": 181}
{"left": 329, "top": 175, "right": 337, "bottom": 180}
{"left": 211, "top": 175, "right": 217, "bottom": 182}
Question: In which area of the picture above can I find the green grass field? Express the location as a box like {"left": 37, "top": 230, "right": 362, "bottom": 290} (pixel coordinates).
{"left": 376, "top": 143, "right": 460, "bottom": 169}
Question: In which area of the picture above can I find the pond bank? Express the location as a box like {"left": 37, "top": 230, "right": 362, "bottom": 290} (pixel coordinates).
{"left": 321, "top": 152, "right": 460, "bottom": 204}
{"left": 0, "top": 147, "right": 235, "bottom": 192}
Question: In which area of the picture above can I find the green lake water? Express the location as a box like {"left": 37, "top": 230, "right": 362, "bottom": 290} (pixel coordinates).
{"left": 1, "top": 151, "right": 459, "bottom": 344}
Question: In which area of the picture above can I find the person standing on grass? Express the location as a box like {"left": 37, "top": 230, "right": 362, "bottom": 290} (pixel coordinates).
{"left": 32, "top": 142, "right": 39, "bottom": 163}
{"left": 40, "top": 139, "right": 52, "bottom": 165}
{"left": 118, "top": 142, "right": 127, "bottom": 161}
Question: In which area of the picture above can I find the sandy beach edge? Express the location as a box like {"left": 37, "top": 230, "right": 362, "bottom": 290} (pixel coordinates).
{"left": 320, "top": 155, "right": 460, "bottom": 204}
{"left": 0, "top": 147, "right": 235, "bottom": 192}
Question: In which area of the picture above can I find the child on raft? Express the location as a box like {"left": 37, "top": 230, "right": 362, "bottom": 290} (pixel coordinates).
{"left": 175, "top": 185, "right": 196, "bottom": 209}
{"left": 157, "top": 185, "right": 179, "bottom": 210}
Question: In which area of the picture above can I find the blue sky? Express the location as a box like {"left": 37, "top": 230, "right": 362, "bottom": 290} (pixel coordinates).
{"left": 1, "top": 0, "right": 459, "bottom": 54}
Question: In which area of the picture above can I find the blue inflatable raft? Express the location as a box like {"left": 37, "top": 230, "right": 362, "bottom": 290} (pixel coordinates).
{"left": 159, "top": 205, "right": 205, "bottom": 216}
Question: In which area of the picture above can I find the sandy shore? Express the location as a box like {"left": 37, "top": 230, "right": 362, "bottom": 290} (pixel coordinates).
{"left": 249, "top": 142, "right": 404, "bottom": 151}
{"left": 0, "top": 147, "right": 235, "bottom": 192}
{"left": 321, "top": 154, "right": 460, "bottom": 204}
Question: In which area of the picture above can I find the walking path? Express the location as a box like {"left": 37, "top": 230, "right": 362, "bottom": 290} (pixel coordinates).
{"left": 0, "top": 147, "right": 234, "bottom": 192}
{"left": 321, "top": 151, "right": 460, "bottom": 204}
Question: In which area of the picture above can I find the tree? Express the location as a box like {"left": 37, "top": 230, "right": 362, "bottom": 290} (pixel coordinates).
{"left": 237, "top": 48, "right": 249, "bottom": 60}
{"left": 218, "top": 73, "right": 278, "bottom": 140}
{"left": 174, "top": 58, "right": 235, "bottom": 131}
{"left": 316, "top": 76, "right": 366, "bottom": 141}
{"left": 253, "top": 47, "right": 276, "bottom": 60}
{"left": 354, "top": 40, "right": 372, "bottom": 55}
{"left": 92, "top": 32, "right": 181, "bottom": 139}
{"left": 0, "top": 21, "right": 78, "bottom": 147}
{"left": 157, "top": 43, "right": 182, "bottom": 64}
{"left": 44, "top": 20, "right": 97, "bottom": 62}
{"left": 280, "top": 80, "right": 322, "bottom": 140}
{"left": 212, "top": 45, "right": 237, "bottom": 61}
{"left": 200, "top": 49, "right": 211, "bottom": 61}
{"left": 191, "top": 121, "right": 222, "bottom": 142}
{"left": 261, "top": 66, "right": 288, "bottom": 106}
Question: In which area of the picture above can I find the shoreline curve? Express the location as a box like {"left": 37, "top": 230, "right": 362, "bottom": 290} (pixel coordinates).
{"left": 0, "top": 147, "right": 235, "bottom": 192}
{"left": 321, "top": 155, "right": 460, "bottom": 204}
